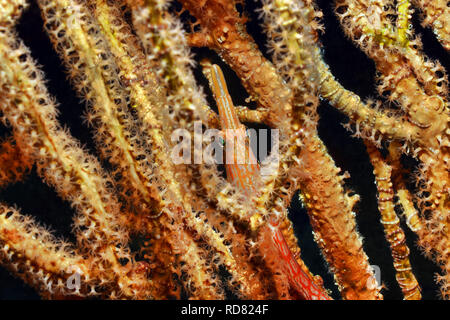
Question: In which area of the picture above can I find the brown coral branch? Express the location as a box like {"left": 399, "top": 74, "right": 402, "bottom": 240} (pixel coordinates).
{"left": 413, "top": 0, "right": 450, "bottom": 51}
{"left": 0, "top": 137, "right": 32, "bottom": 189}
{"left": 365, "top": 141, "right": 422, "bottom": 300}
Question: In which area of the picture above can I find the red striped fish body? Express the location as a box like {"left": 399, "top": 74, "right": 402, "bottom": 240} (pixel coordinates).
{"left": 205, "top": 63, "right": 330, "bottom": 300}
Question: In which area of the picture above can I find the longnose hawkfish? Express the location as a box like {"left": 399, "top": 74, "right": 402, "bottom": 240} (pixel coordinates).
{"left": 202, "top": 61, "right": 331, "bottom": 300}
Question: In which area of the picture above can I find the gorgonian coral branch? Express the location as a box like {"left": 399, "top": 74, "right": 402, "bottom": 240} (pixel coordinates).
{"left": 334, "top": 0, "right": 449, "bottom": 298}
{"left": 0, "top": 137, "right": 31, "bottom": 189}
{"left": 365, "top": 141, "right": 421, "bottom": 300}
{"left": 0, "top": 204, "right": 92, "bottom": 298}
{"left": 413, "top": 0, "right": 449, "bottom": 51}
{"left": 180, "top": 0, "right": 381, "bottom": 299}
{"left": 0, "top": 0, "right": 151, "bottom": 298}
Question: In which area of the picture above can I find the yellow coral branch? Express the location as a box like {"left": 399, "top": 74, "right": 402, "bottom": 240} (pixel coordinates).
{"left": 0, "top": 3, "right": 150, "bottom": 298}
{"left": 365, "top": 141, "right": 421, "bottom": 300}
{"left": 413, "top": 0, "right": 450, "bottom": 51}
{"left": 0, "top": 204, "right": 91, "bottom": 298}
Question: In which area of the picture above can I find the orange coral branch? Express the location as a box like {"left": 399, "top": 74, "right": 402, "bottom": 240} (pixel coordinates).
{"left": 0, "top": 137, "right": 32, "bottom": 189}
